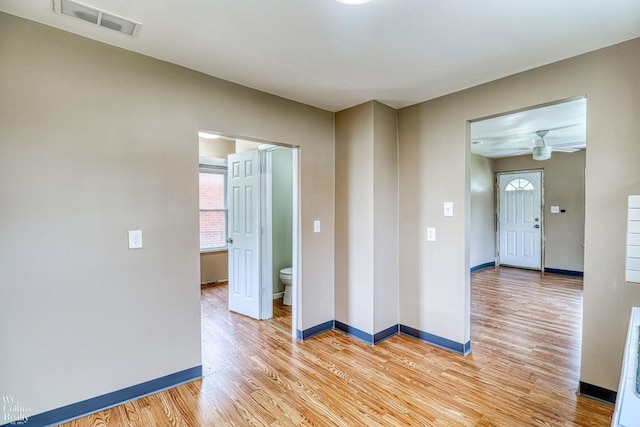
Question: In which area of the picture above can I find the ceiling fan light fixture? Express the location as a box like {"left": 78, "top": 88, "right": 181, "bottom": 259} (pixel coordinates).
{"left": 532, "top": 129, "right": 552, "bottom": 160}
{"left": 532, "top": 145, "right": 551, "bottom": 161}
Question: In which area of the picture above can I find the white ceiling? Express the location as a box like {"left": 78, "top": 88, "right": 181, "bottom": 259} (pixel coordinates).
{"left": 1, "top": 0, "right": 639, "bottom": 113}
{"left": 470, "top": 97, "right": 586, "bottom": 159}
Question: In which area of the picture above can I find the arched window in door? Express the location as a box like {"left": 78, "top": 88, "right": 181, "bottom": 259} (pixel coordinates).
{"left": 505, "top": 178, "right": 534, "bottom": 192}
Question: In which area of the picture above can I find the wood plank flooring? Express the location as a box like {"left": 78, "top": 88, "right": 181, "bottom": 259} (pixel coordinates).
{"left": 62, "top": 267, "right": 613, "bottom": 426}
{"left": 265, "top": 295, "right": 293, "bottom": 334}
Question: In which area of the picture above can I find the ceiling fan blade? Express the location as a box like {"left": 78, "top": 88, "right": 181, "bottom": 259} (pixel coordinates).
{"left": 488, "top": 146, "right": 531, "bottom": 152}
{"left": 552, "top": 147, "right": 580, "bottom": 153}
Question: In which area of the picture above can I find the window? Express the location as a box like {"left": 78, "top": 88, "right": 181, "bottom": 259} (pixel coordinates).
{"left": 199, "top": 167, "right": 227, "bottom": 251}
{"left": 505, "top": 178, "right": 534, "bottom": 192}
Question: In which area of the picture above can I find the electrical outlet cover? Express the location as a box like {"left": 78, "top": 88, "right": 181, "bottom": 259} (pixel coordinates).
{"left": 128, "top": 230, "right": 142, "bottom": 249}
{"left": 427, "top": 227, "right": 436, "bottom": 241}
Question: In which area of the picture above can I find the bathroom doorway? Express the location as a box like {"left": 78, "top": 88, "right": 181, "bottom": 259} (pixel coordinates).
{"left": 262, "top": 146, "right": 295, "bottom": 334}
{"left": 199, "top": 132, "right": 298, "bottom": 338}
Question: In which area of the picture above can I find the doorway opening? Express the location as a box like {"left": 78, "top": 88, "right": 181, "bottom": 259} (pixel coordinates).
{"left": 469, "top": 95, "right": 586, "bottom": 275}
{"left": 467, "top": 96, "right": 587, "bottom": 392}
{"left": 199, "top": 132, "right": 299, "bottom": 338}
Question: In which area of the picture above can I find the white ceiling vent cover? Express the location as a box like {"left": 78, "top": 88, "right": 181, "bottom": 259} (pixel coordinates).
{"left": 53, "top": 0, "right": 142, "bottom": 36}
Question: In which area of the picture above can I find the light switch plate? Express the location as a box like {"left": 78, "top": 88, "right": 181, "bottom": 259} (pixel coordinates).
{"left": 444, "top": 202, "right": 453, "bottom": 217}
{"left": 427, "top": 227, "right": 436, "bottom": 242}
{"left": 128, "top": 230, "right": 142, "bottom": 249}
{"left": 314, "top": 220, "right": 320, "bottom": 233}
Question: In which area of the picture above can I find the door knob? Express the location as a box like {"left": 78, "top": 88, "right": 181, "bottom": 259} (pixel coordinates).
{"left": 227, "top": 238, "right": 233, "bottom": 244}
{"left": 534, "top": 224, "right": 540, "bottom": 228}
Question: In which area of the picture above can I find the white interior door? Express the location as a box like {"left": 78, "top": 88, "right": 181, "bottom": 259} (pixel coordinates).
{"left": 498, "top": 171, "right": 542, "bottom": 269}
{"left": 227, "top": 150, "right": 261, "bottom": 318}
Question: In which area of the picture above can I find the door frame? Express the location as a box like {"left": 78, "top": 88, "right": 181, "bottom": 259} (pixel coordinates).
{"left": 495, "top": 169, "right": 545, "bottom": 271}
{"left": 199, "top": 132, "right": 300, "bottom": 339}
{"left": 260, "top": 146, "right": 299, "bottom": 340}
{"left": 262, "top": 148, "right": 273, "bottom": 319}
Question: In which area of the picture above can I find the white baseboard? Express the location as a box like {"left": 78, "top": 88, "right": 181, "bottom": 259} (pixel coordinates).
{"left": 272, "top": 292, "right": 284, "bottom": 300}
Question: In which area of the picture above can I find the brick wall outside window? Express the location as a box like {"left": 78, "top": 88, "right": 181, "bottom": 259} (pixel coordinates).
{"left": 199, "top": 171, "right": 226, "bottom": 250}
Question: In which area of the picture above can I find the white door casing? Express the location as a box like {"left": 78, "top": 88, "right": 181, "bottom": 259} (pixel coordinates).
{"left": 227, "top": 150, "right": 262, "bottom": 319}
{"left": 498, "top": 171, "right": 542, "bottom": 270}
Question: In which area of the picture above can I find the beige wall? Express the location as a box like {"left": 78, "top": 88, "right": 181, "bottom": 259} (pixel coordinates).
{"left": 199, "top": 137, "right": 235, "bottom": 159}
{"left": 0, "top": 12, "right": 334, "bottom": 417}
{"left": 470, "top": 154, "right": 496, "bottom": 268}
{"left": 335, "top": 101, "right": 398, "bottom": 336}
{"left": 495, "top": 150, "right": 586, "bottom": 272}
{"left": 200, "top": 251, "right": 228, "bottom": 284}
{"left": 398, "top": 97, "right": 471, "bottom": 346}
{"left": 398, "top": 38, "right": 640, "bottom": 391}
{"left": 235, "top": 139, "right": 261, "bottom": 153}
{"left": 335, "top": 102, "right": 375, "bottom": 333}
{"left": 373, "top": 102, "right": 399, "bottom": 333}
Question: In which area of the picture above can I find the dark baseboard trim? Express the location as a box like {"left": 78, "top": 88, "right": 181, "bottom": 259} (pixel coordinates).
{"left": 334, "top": 322, "right": 400, "bottom": 345}
{"left": 4, "top": 366, "right": 202, "bottom": 427}
{"left": 470, "top": 262, "right": 495, "bottom": 273}
{"left": 335, "top": 321, "right": 374, "bottom": 344}
{"left": 374, "top": 324, "right": 400, "bottom": 344}
{"left": 400, "top": 325, "right": 471, "bottom": 355}
{"left": 297, "top": 320, "right": 334, "bottom": 341}
{"left": 577, "top": 381, "right": 616, "bottom": 405}
{"left": 299, "top": 321, "right": 472, "bottom": 356}
{"left": 544, "top": 268, "right": 584, "bottom": 277}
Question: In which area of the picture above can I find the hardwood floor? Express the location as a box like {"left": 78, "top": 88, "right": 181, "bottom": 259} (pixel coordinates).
{"left": 265, "top": 294, "right": 293, "bottom": 334}
{"left": 62, "top": 268, "right": 613, "bottom": 426}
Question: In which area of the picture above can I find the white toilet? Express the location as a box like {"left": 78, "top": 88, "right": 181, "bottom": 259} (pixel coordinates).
{"left": 279, "top": 267, "right": 293, "bottom": 305}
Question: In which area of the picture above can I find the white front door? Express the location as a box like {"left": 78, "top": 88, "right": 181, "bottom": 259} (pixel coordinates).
{"left": 498, "top": 171, "right": 542, "bottom": 269}
{"left": 227, "top": 150, "right": 261, "bottom": 319}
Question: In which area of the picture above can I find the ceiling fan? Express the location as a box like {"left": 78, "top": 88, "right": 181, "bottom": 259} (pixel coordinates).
{"left": 480, "top": 126, "right": 583, "bottom": 159}
{"left": 533, "top": 130, "right": 551, "bottom": 161}
{"left": 531, "top": 129, "right": 584, "bottom": 160}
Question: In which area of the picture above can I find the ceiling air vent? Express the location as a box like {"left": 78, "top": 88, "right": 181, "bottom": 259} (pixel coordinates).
{"left": 53, "top": 0, "right": 142, "bottom": 36}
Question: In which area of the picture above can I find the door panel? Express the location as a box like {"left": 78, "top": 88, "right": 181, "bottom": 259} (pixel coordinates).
{"left": 227, "top": 150, "right": 261, "bottom": 319}
{"left": 506, "top": 231, "right": 517, "bottom": 255}
{"left": 498, "top": 171, "right": 542, "bottom": 269}
{"left": 523, "top": 232, "right": 534, "bottom": 257}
